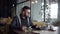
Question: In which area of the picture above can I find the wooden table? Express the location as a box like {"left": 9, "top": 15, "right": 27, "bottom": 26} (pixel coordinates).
{"left": 14, "top": 30, "right": 39, "bottom": 34}
{"left": 14, "top": 30, "right": 58, "bottom": 34}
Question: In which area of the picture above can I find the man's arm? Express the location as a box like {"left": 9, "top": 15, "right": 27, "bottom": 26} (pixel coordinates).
{"left": 29, "top": 17, "right": 33, "bottom": 26}
{"left": 29, "top": 18, "right": 37, "bottom": 29}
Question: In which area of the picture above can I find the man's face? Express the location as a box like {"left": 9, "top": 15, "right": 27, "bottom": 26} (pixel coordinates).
{"left": 25, "top": 9, "right": 30, "bottom": 17}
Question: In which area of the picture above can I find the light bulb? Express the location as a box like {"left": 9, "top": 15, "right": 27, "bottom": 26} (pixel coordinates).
{"left": 13, "top": 4, "right": 14, "bottom": 6}
{"left": 35, "top": 0, "right": 38, "bottom": 3}
{"left": 31, "top": 1, "right": 34, "bottom": 4}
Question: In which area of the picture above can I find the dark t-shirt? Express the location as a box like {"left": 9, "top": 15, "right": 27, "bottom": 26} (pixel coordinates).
{"left": 20, "top": 15, "right": 33, "bottom": 27}
{"left": 10, "top": 15, "right": 33, "bottom": 30}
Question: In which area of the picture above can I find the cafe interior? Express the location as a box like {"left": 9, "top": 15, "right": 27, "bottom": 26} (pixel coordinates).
{"left": 0, "top": 0, "right": 60, "bottom": 34}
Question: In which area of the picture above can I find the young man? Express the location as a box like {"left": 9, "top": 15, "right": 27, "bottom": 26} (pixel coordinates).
{"left": 10, "top": 6, "right": 33, "bottom": 34}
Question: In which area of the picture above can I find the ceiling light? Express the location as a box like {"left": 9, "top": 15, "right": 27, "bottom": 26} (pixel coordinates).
{"left": 13, "top": 4, "right": 14, "bottom": 6}
{"left": 31, "top": 1, "right": 34, "bottom": 4}
{"left": 35, "top": 0, "right": 38, "bottom": 3}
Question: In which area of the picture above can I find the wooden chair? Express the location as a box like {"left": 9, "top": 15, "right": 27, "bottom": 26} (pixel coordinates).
{"left": 0, "top": 17, "right": 12, "bottom": 34}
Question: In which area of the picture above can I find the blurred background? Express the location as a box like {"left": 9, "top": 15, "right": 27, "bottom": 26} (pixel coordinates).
{"left": 0, "top": 0, "right": 60, "bottom": 34}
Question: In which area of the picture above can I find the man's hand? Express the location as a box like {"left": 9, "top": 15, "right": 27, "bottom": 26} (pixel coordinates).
{"left": 36, "top": 26, "right": 41, "bottom": 28}
{"left": 22, "top": 26, "right": 27, "bottom": 31}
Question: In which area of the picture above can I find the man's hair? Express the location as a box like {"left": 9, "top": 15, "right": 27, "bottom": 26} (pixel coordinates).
{"left": 20, "top": 6, "right": 30, "bottom": 16}
{"left": 22, "top": 6, "right": 30, "bottom": 11}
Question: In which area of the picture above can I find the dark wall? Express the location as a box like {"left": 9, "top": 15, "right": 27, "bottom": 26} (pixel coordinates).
{"left": 0, "top": 0, "right": 16, "bottom": 18}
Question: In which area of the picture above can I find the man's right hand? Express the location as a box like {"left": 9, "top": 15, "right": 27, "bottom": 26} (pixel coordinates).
{"left": 21, "top": 26, "right": 27, "bottom": 31}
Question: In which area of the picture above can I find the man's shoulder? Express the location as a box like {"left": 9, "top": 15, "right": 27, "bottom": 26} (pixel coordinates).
{"left": 13, "top": 15, "right": 19, "bottom": 19}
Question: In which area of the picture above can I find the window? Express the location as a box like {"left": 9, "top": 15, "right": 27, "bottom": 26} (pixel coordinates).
{"left": 50, "top": 3, "right": 58, "bottom": 19}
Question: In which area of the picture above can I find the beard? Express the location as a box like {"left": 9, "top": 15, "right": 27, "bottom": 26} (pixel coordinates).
{"left": 26, "top": 14, "right": 30, "bottom": 17}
